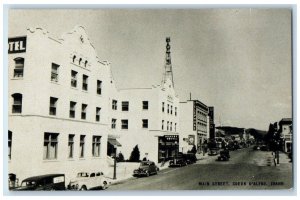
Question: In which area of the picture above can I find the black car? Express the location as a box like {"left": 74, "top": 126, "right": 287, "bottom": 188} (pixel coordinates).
{"left": 133, "top": 161, "right": 159, "bottom": 177}
{"left": 169, "top": 153, "right": 188, "bottom": 167}
{"left": 217, "top": 149, "right": 230, "bottom": 161}
{"left": 182, "top": 153, "right": 197, "bottom": 164}
{"left": 13, "top": 174, "right": 65, "bottom": 191}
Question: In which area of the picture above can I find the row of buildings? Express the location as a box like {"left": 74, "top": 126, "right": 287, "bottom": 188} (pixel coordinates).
{"left": 8, "top": 26, "right": 215, "bottom": 183}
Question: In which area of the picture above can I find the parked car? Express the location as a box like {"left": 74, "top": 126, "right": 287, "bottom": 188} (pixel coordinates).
{"left": 217, "top": 149, "right": 230, "bottom": 161}
{"left": 13, "top": 174, "right": 65, "bottom": 191}
{"left": 183, "top": 153, "right": 197, "bottom": 164}
{"left": 133, "top": 161, "right": 159, "bottom": 177}
{"left": 169, "top": 153, "right": 188, "bottom": 167}
{"left": 68, "top": 172, "right": 110, "bottom": 190}
{"left": 208, "top": 148, "right": 219, "bottom": 156}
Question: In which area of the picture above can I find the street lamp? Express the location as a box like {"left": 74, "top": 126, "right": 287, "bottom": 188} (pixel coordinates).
{"left": 174, "top": 141, "right": 178, "bottom": 158}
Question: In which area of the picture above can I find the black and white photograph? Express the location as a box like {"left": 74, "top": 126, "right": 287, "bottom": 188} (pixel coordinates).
{"left": 5, "top": 6, "right": 294, "bottom": 193}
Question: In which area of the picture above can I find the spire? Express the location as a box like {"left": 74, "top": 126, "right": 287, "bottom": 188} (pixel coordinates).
{"left": 162, "top": 37, "right": 174, "bottom": 87}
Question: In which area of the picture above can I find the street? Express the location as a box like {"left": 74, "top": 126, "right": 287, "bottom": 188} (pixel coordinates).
{"left": 108, "top": 147, "right": 293, "bottom": 190}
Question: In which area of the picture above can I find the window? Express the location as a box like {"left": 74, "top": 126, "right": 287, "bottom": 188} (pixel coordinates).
{"left": 69, "top": 101, "right": 76, "bottom": 118}
{"left": 96, "top": 107, "right": 101, "bottom": 122}
{"left": 162, "top": 120, "right": 164, "bottom": 130}
{"left": 167, "top": 121, "right": 169, "bottom": 131}
{"left": 51, "top": 63, "right": 59, "bottom": 82}
{"left": 49, "top": 97, "right": 58, "bottom": 116}
{"left": 12, "top": 93, "right": 22, "bottom": 113}
{"left": 13, "top": 57, "right": 24, "bottom": 77}
{"left": 82, "top": 75, "right": 88, "bottom": 91}
{"left": 79, "top": 58, "right": 82, "bottom": 65}
{"left": 162, "top": 102, "right": 165, "bottom": 112}
{"left": 112, "top": 100, "right": 117, "bottom": 110}
{"left": 171, "top": 106, "right": 173, "bottom": 115}
{"left": 79, "top": 135, "right": 85, "bottom": 158}
{"left": 175, "top": 123, "right": 177, "bottom": 132}
{"left": 43, "top": 133, "right": 59, "bottom": 160}
{"left": 111, "top": 119, "right": 116, "bottom": 129}
{"left": 122, "top": 101, "right": 129, "bottom": 111}
{"left": 71, "top": 70, "right": 77, "bottom": 88}
{"left": 121, "top": 120, "right": 128, "bottom": 129}
{"left": 92, "top": 136, "right": 101, "bottom": 157}
{"left": 167, "top": 104, "right": 169, "bottom": 114}
{"left": 97, "top": 80, "right": 102, "bottom": 95}
{"left": 142, "top": 119, "right": 148, "bottom": 128}
{"left": 170, "top": 122, "right": 173, "bottom": 131}
{"left": 8, "top": 131, "right": 12, "bottom": 160}
{"left": 68, "top": 134, "right": 74, "bottom": 158}
{"left": 81, "top": 104, "right": 87, "bottom": 120}
{"left": 72, "top": 55, "right": 76, "bottom": 63}
{"left": 175, "top": 107, "right": 177, "bottom": 116}
{"left": 142, "top": 101, "right": 149, "bottom": 110}
{"left": 84, "top": 60, "right": 88, "bottom": 68}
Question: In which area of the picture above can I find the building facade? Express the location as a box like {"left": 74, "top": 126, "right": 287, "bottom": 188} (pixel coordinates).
{"left": 278, "top": 118, "right": 292, "bottom": 153}
{"left": 8, "top": 26, "right": 117, "bottom": 183}
{"left": 179, "top": 100, "right": 209, "bottom": 153}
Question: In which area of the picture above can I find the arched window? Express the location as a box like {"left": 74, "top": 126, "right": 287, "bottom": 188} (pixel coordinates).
{"left": 79, "top": 58, "right": 82, "bottom": 65}
{"left": 11, "top": 93, "right": 22, "bottom": 113}
{"left": 13, "top": 57, "right": 24, "bottom": 77}
{"left": 72, "top": 55, "right": 76, "bottom": 63}
{"left": 84, "top": 60, "right": 88, "bottom": 67}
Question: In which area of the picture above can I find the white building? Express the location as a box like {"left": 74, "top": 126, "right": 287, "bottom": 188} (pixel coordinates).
{"left": 8, "top": 26, "right": 117, "bottom": 183}
{"left": 278, "top": 118, "right": 292, "bottom": 153}
{"left": 179, "top": 100, "right": 209, "bottom": 153}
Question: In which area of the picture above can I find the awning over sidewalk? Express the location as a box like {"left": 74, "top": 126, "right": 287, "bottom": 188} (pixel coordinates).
{"left": 108, "top": 138, "right": 122, "bottom": 147}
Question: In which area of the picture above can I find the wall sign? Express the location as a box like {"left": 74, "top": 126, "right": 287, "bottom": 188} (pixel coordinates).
{"left": 8, "top": 37, "right": 27, "bottom": 54}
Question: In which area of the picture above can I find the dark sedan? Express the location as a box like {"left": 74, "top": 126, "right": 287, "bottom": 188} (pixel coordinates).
{"left": 133, "top": 161, "right": 159, "bottom": 177}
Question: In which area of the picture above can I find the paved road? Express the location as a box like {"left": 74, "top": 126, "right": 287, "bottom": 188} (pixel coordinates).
{"left": 107, "top": 147, "right": 293, "bottom": 190}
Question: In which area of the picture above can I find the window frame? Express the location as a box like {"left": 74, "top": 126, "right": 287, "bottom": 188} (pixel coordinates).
{"left": 142, "top": 101, "right": 149, "bottom": 110}
{"left": 121, "top": 119, "right": 128, "bottom": 130}
{"left": 142, "top": 119, "right": 148, "bottom": 129}
{"left": 69, "top": 101, "right": 76, "bottom": 118}
{"left": 12, "top": 93, "right": 22, "bottom": 114}
{"left": 13, "top": 57, "right": 24, "bottom": 78}
{"left": 49, "top": 97, "right": 58, "bottom": 116}
{"left": 96, "top": 107, "right": 101, "bottom": 122}
{"left": 92, "top": 136, "right": 101, "bottom": 157}
{"left": 51, "top": 63, "right": 59, "bottom": 82}
{"left": 79, "top": 135, "right": 85, "bottom": 158}
{"left": 81, "top": 104, "right": 87, "bottom": 120}
{"left": 97, "top": 80, "right": 102, "bottom": 95}
{"left": 43, "top": 132, "right": 59, "bottom": 160}
{"left": 68, "top": 134, "right": 75, "bottom": 158}
{"left": 71, "top": 70, "right": 78, "bottom": 88}
{"left": 122, "top": 101, "right": 129, "bottom": 111}
{"left": 82, "top": 74, "right": 88, "bottom": 91}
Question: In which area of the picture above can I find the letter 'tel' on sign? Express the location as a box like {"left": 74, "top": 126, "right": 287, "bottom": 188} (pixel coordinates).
{"left": 8, "top": 36, "right": 27, "bottom": 54}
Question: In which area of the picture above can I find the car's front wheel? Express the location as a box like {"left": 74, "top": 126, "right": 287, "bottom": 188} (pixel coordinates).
{"left": 102, "top": 181, "right": 108, "bottom": 190}
{"left": 80, "top": 185, "right": 87, "bottom": 191}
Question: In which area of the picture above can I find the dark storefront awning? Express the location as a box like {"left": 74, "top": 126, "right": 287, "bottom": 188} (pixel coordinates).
{"left": 108, "top": 138, "right": 122, "bottom": 147}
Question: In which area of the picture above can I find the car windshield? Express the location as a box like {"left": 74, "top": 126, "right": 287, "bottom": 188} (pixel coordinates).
{"left": 140, "top": 162, "right": 150, "bottom": 166}
{"left": 77, "top": 172, "right": 89, "bottom": 177}
{"left": 22, "top": 181, "right": 36, "bottom": 187}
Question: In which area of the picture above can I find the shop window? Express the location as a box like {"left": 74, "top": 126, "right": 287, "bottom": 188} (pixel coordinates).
{"left": 43, "top": 132, "right": 59, "bottom": 160}
{"left": 12, "top": 93, "right": 22, "bottom": 113}
{"left": 92, "top": 136, "right": 101, "bottom": 157}
{"left": 13, "top": 57, "right": 24, "bottom": 78}
{"left": 49, "top": 97, "right": 58, "bottom": 116}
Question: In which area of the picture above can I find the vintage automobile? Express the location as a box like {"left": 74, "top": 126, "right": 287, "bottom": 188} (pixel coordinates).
{"left": 68, "top": 172, "right": 110, "bottom": 190}
{"left": 182, "top": 153, "right": 197, "bottom": 164}
{"left": 217, "top": 149, "right": 230, "bottom": 161}
{"left": 133, "top": 161, "right": 159, "bottom": 177}
{"left": 169, "top": 153, "right": 188, "bottom": 167}
{"left": 13, "top": 174, "right": 65, "bottom": 191}
{"left": 208, "top": 148, "right": 220, "bottom": 156}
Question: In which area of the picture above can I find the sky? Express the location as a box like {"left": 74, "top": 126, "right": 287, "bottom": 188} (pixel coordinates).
{"left": 8, "top": 9, "right": 292, "bottom": 130}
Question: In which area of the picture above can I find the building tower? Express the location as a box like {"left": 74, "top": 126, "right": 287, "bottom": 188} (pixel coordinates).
{"left": 162, "top": 37, "right": 175, "bottom": 87}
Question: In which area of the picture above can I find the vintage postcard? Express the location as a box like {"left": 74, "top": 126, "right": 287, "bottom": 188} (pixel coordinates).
{"left": 6, "top": 8, "right": 293, "bottom": 192}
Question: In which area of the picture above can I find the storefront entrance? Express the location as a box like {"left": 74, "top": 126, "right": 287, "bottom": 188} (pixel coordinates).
{"left": 158, "top": 135, "right": 179, "bottom": 163}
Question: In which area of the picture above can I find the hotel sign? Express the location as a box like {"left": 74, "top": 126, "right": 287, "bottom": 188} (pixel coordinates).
{"left": 8, "top": 37, "right": 27, "bottom": 54}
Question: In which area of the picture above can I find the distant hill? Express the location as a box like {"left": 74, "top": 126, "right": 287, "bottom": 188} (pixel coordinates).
{"left": 216, "top": 126, "right": 267, "bottom": 140}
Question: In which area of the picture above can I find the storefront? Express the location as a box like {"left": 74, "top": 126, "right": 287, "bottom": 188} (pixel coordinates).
{"left": 158, "top": 135, "right": 179, "bottom": 163}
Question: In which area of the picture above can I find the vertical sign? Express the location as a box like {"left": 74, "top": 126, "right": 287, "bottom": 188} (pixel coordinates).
{"left": 193, "top": 101, "right": 196, "bottom": 131}
{"left": 8, "top": 37, "right": 27, "bottom": 54}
